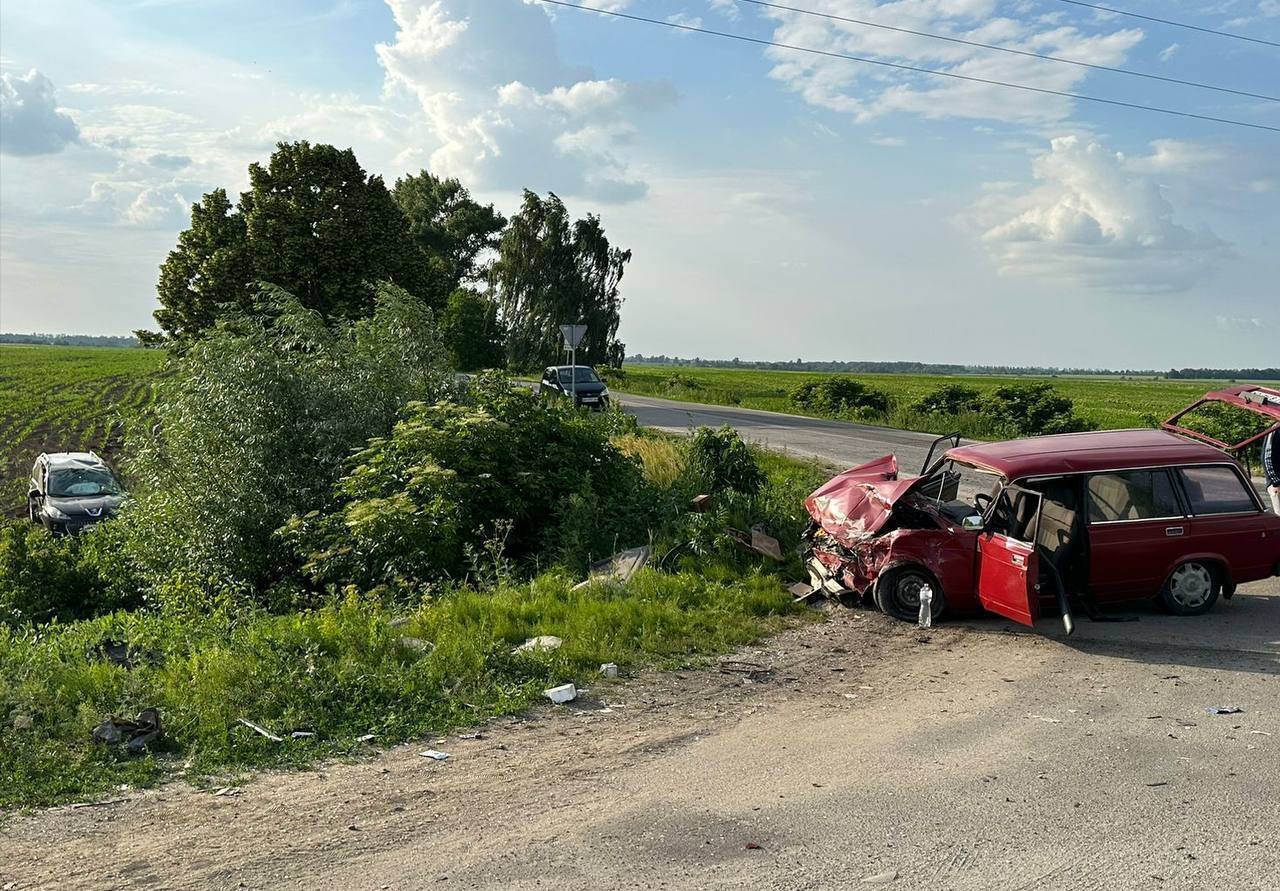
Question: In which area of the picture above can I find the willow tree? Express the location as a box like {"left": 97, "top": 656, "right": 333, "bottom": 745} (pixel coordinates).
{"left": 489, "top": 191, "right": 629, "bottom": 370}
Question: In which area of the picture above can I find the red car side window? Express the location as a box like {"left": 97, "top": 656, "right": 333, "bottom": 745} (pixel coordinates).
{"left": 1087, "top": 470, "right": 1181, "bottom": 523}
{"left": 1178, "top": 466, "right": 1257, "bottom": 515}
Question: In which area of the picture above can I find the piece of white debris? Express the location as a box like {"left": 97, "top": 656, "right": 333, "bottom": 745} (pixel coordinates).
{"left": 238, "top": 718, "right": 283, "bottom": 742}
{"left": 513, "top": 635, "right": 563, "bottom": 655}
{"left": 545, "top": 683, "right": 578, "bottom": 705}
{"left": 418, "top": 750, "right": 451, "bottom": 761}
{"left": 599, "top": 662, "right": 619, "bottom": 678}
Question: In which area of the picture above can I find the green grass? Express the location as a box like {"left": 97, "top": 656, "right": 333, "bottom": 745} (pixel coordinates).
{"left": 611, "top": 365, "right": 1252, "bottom": 435}
{"left": 0, "top": 569, "right": 802, "bottom": 808}
{"left": 0, "top": 345, "right": 164, "bottom": 515}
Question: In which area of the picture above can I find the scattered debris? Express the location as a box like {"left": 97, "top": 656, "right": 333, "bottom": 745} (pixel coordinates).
{"left": 213, "top": 786, "right": 242, "bottom": 797}
{"left": 545, "top": 683, "right": 578, "bottom": 704}
{"left": 356, "top": 734, "right": 376, "bottom": 743}
{"left": 1027, "top": 714, "right": 1062, "bottom": 724}
{"left": 1250, "top": 730, "right": 1272, "bottom": 736}
{"left": 398, "top": 636, "right": 434, "bottom": 653}
{"left": 460, "top": 731, "right": 485, "bottom": 740}
{"left": 237, "top": 718, "right": 284, "bottom": 742}
{"left": 788, "top": 581, "right": 822, "bottom": 605}
{"left": 599, "top": 662, "right": 619, "bottom": 678}
{"left": 691, "top": 494, "right": 714, "bottom": 512}
{"left": 861, "top": 869, "right": 898, "bottom": 884}
{"left": 724, "top": 527, "right": 784, "bottom": 561}
{"left": 91, "top": 708, "right": 162, "bottom": 754}
{"left": 512, "top": 635, "right": 563, "bottom": 655}
{"left": 744, "top": 842, "right": 763, "bottom": 850}
{"left": 750, "top": 527, "right": 783, "bottom": 561}
{"left": 574, "top": 546, "right": 652, "bottom": 589}
{"left": 12, "top": 714, "right": 33, "bottom": 731}
{"left": 70, "top": 797, "right": 130, "bottom": 809}
{"left": 290, "top": 731, "right": 316, "bottom": 739}
{"left": 1205, "top": 706, "right": 1245, "bottom": 715}
{"left": 1146, "top": 781, "right": 1169, "bottom": 787}
{"left": 419, "top": 749, "right": 451, "bottom": 761}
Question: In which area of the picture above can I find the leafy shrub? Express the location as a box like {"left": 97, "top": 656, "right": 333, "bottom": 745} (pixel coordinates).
{"left": 790, "top": 377, "right": 892, "bottom": 417}
{"left": 686, "top": 425, "right": 764, "bottom": 496}
{"left": 662, "top": 373, "right": 703, "bottom": 391}
{"left": 112, "top": 283, "right": 451, "bottom": 598}
{"left": 0, "top": 522, "right": 140, "bottom": 627}
{"left": 281, "top": 372, "right": 657, "bottom": 596}
{"left": 913, "top": 384, "right": 982, "bottom": 415}
{"left": 982, "top": 383, "right": 1093, "bottom": 437}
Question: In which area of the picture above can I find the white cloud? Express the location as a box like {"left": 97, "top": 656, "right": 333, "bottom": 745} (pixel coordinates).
{"left": 0, "top": 69, "right": 80, "bottom": 155}
{"left": 667, "top": 12, "right": 704, "bottom": 30}
{"left": 1158, "top": 42, "right": 1179, "bottom": 62}
{"left": 375, "top": 0, "right": 676, "bottom": 202}
{"left": 755, "top": 1, "right": 1144, "bottom": 127}
{"left": 975, "top": 135, "right": 1229, "bottom": 292}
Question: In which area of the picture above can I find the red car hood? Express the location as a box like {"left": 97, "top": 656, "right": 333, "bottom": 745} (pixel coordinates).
{"left": 804, "top": 455, "right": 923, "bottom": 549}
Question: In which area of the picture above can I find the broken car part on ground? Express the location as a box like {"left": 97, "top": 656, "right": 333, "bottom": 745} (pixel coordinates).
{"left": 801, "top": 387, "right": 1280, "bottom": 632}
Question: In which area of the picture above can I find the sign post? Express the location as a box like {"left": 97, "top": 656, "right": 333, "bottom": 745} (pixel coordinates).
{"left": 559, "top": 324, "right": 588, "bottom": 407}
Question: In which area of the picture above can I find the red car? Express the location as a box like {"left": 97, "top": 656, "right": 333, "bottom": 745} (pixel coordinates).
{"left": 802, "top": 386, "right": 1280, "bottom": 633}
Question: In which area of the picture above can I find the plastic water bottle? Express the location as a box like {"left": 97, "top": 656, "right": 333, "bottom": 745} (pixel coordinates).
{"left": 918, "top": 584, "right": 934, "bottom": 628}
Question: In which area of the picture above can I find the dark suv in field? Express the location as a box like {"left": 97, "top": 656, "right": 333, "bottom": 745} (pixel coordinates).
{"left": 28, "top": 452, "right": 124, "bottom": 534}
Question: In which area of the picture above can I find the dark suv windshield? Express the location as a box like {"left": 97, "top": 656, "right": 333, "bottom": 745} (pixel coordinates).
{"left": 557, "top": 367, "right": 600, "bottom": 384}
{"left": 47, "top": 467, "right": 121, "bottom": 497}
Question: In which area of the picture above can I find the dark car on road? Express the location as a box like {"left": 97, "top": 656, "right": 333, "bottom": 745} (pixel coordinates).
{"left": 28, "top": 452, "right": 124, "bottom": 534}
{"left": 538, "top": 365, "right": 611, "bottom": 411}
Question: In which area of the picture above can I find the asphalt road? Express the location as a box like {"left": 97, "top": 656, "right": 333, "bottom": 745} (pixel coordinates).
{"left": 617, "top": 391, "right": 958, "bottom": 473}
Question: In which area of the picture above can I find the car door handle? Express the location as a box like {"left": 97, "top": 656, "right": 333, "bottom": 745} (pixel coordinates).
{"left": 1165, "top": 526, "right": 1185, "bottom": 537}
{"left": 1011, "top": 554, "right": 1025, "bottom": 566}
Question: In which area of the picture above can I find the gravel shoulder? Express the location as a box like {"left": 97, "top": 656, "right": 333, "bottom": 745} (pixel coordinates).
{"left": 5, "top": 588, "right": 1279, "bottom": 891}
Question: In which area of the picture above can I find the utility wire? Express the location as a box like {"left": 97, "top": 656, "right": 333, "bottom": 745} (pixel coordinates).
{"left": 737, "top": 0, "right": 1279, "bottom": 103}
{"left": 533, "top": 0, "right": 1280, "bottom": 133}
{"left": 1047, "top": 0, "right": 1280, "bottom": 49}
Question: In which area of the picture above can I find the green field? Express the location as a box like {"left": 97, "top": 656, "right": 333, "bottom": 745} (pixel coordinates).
{"left": 612, "top": 364, "right": 1247, "bottom": 433}
{"left": 0, "top": 345, "right": 164, "bottom": 514}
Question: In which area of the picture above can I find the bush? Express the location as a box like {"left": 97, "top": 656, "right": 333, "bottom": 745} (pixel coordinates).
{"left": 686, "top": 425, "right": 764, "bottom": 496}
{"left": 982, "top": 383, "right": 1093, "bottom": 437}
{"left": 281, "top": 372, "right": 657, "bottom": 596}
{"left": 790, "top": 377, "right": 891, "bottom": 417}
{"left": 111, "top": 283, "right": 451, "bottom": 598}
{"left": 662, "top": 373, "right": 702, "bottom": 391}
{"left": 913, "top": 384, "right": 982, "bottom": 415}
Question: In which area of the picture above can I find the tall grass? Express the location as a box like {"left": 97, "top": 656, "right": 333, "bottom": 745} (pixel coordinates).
{"left": 0, "top": 570, "right": 798, "bottom": 807}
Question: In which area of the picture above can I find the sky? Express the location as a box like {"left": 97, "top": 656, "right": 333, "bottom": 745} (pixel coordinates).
{"left": 0, "top": 0, "right": 1277, "bottom": 369}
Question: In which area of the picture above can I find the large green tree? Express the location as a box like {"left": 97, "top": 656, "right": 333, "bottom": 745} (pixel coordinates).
{"left": 392, "top": 172, "right": 506, "bottom": 293}
{"left": 489, "top": 191, "right": 629, "bottom": 369}
{"left": 154, "top": 142, "right": 431, "bottom": 340}
{"left": 153, "top": 188, "right": 252, "bottom": 340}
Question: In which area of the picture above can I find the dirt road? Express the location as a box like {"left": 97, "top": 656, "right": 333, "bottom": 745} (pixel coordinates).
{"left": 4, "top": 588, "right": 1279, "bottom": 890}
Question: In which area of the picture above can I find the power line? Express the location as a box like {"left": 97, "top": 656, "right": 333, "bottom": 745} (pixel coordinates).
{"left": 1047, "top": 0, "right": 1280, "bottom": 49}
{"left": 737, "top": 0, "right": 1279, "bottom": 103}
{"left": 533, "top": 1, "right": 1280, "bottom": 133}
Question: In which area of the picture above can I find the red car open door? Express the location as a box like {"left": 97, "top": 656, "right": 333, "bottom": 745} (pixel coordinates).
{"left": 975, "top": 486, "right": 1042, "bottom": 627}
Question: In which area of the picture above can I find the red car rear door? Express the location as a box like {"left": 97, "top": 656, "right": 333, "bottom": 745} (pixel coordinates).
{"left": 976, "top": 486, "right": 1042, "bottom": 627}
{"left": 1175, "top": 464, "right": 1276, "bottom": 583}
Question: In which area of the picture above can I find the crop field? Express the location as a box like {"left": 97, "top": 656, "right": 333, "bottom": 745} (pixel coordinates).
{"left": 0, "top": 345, "right": 164, "bottom": 515}
{"left": 612, "top": 365, "right": 1265, "bottom": 432}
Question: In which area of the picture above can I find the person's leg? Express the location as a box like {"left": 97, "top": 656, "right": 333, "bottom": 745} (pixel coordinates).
{"left": 1270, "top": 485, "right": 1280, "bottom": 516}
